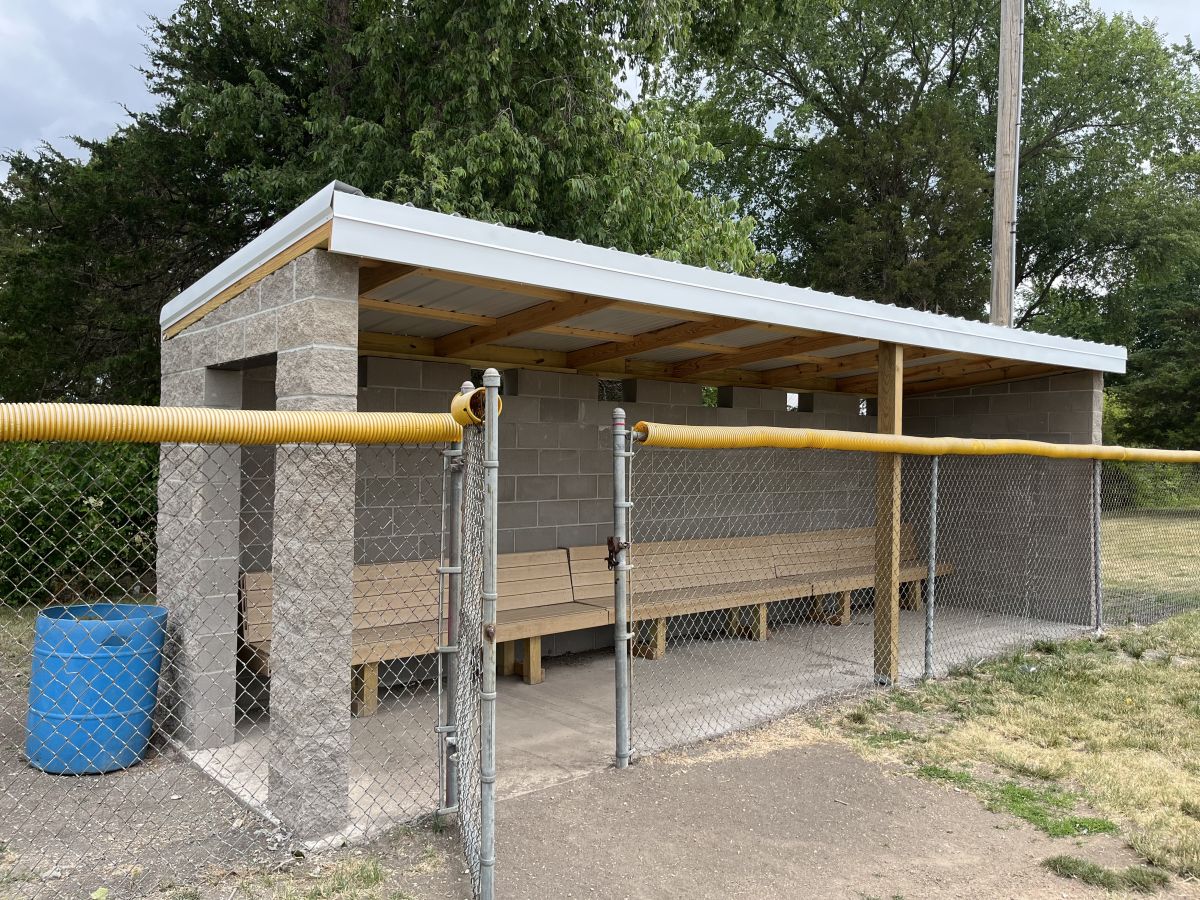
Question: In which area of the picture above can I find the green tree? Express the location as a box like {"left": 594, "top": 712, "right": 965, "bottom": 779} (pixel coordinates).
{"left": 0, "top": 0, "right": 766, "bottom": 404}
{"left": 675, "top": 0, "right": 1200, "bottom": 322}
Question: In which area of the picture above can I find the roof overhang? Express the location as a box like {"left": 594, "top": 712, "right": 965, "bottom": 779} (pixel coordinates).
{"left": 161, "top": 182, "right": 1126, "bottom": 395}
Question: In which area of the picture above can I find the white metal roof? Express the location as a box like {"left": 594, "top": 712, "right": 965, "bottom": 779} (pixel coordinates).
{"left": 161, "top": 182, "right": 1126, "bottom": 374}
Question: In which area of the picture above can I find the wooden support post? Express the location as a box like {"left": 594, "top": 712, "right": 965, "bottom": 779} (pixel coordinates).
{"left": 633, "top": 618, "right": 667, "bottom": 660}
{"left": 831, "top": 590, "right": 852, "bottom": 626}
{"left": 518, "top": 636, "right": 543, "bottom": 685}
{"left": 498, "top": 641, "right": 517, "bottom": 677}
{"left": 752, "top": 603, "right": 769, "bottom": 641}
{"left": 727, "top": 606, "right": 742, "bottom": 638}
{"left": 900, "top": 580, "right": 924, "bottom": 611}
{"left": 875, "top": 342, "right": 903, "bottom": 684}
{"left": 350, "top": 662, "right": 379, "bottom": 717}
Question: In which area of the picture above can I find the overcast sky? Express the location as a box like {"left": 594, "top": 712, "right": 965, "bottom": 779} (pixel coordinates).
{"left": 0, "top": 0, "right": 1195, "bottom": 169}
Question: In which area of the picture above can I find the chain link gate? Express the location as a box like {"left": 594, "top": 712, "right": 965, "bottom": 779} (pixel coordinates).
{"left": 611, "top": 419, "right": 1200, "bottom": 764}
{"left": 0, "top": 399, "right": 503, "bottom": 898}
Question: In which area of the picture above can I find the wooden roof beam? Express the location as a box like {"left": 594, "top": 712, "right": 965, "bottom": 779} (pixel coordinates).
{"left": 671, "top": 334, "right": 868, "bottom": 379}
{"left": 904, "top": 363, "right": 1061, "bottom": 395}
{"left": 435, "top": 294, "right": 616, "bottom": 358}
{"left": 836, "top": 355, "right": 1028, "bottom": 393}
{"left": 567, "top": 317, "right": 745, "bottom": 369}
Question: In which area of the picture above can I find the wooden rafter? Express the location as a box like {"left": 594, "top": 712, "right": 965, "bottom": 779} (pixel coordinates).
{"left": 359, "top": 262, "right": 418, "bottom": 295}
{"left": 434, "top": 295, "right": 616, "bottom": 357}
{"left": 835, "top": 355, "right": 1009, "bottom": 393}
{"left": 904, "top": 363, "right": 1059, "bottom": 395}
{"left": 566, "top": 317, "right": 745, "bottom": 369}
{"left": 802, "top": 345, "right": 950, "bottom": 379}
{"left": 671, "top": 334, "right": 864, "bottom": 379}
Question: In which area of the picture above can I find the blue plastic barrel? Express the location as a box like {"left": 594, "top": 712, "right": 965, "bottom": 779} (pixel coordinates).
{"left": 25, "top": 603, "right": 168, "bottom": 775}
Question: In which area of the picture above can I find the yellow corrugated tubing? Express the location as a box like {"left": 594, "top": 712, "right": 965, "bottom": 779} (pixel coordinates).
{"left": 0, "top": 404, "right": 465, "bottom": 445}
{"left": 634, "top": 422, "right": 1200, "bottom": 464}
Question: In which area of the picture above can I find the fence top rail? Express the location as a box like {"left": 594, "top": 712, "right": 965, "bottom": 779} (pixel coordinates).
{"left": 632, "top": 421, "right": 1200, "bottom": 464}
{"left": 0, "top": 403, "right": 466, "bottom": 445}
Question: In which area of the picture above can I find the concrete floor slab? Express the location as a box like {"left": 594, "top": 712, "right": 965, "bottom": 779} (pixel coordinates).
{"left": 183, "top": 607, "right": 1085, "bottom": 839}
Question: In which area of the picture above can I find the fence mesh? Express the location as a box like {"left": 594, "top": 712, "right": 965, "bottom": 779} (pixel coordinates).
{"left": 0, "top": 435, "right": 462, "bottom": 893}
{"left": 626, "top": 444, "right": 1200, "bottom": 757}
{"left": 455, "top": 425, "right": 487, "bottom": 897}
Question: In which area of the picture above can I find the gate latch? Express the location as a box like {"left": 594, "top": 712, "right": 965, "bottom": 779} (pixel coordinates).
{"left": 606, "top": 535, "right": 629, "bottom": 570}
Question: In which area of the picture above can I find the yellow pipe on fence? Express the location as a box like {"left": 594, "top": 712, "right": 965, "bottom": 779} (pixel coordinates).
{"left": 0, "top": 403, "right": 466, "bottom": 445}
{"left": 633, "top": 421, "right": 1200, "bottom": 464}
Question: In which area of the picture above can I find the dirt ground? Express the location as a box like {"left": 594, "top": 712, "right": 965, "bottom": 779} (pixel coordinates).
{"left": 4, "top": 699, "right": 1195, "bottom": 898}
{"left": 494, "top": 729, "right": 1196, "bottom": 900}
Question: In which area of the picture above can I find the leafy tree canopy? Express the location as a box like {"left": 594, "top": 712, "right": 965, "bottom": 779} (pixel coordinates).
{"left": 0, "top": 0, "right": 765, "bottom": 403}
{"left": 675, "top": 0, "right": 1200, "bottom": 324}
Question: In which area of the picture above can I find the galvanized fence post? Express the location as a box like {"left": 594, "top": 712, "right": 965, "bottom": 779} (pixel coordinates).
{"left": 437, "top": 382, "right": 472, "bottom": 814}
{"left": 478, "top": 369, "right": 500, "bottom": 900}
{"left": 1092, "top": 458, "right": 1104, "bottom": 634}
{"left": 612, "top": 408, "right": 632, "bottom": 769}
{"left": 923, "top": 455, "right": 939, "bottom": 680}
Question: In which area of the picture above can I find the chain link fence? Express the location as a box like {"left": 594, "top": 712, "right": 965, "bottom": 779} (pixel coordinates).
{"left": 0, "top": 413, "right": 493, "bottom": 894}
{"left": 624, "top": 440, "right": 1200, "bottom": 758}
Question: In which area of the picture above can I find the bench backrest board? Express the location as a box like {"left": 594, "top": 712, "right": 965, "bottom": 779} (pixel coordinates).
{"left": 773, "top": 525, "right": 919, "bottom": 577}
{"left": 242, "top": 549, "right": 573, "bottom": 643}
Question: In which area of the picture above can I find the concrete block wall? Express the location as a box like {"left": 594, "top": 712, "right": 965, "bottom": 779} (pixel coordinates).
{"left": 903, "top": 371, "right": 1103, "bottom": 625}
{"left": 160, "top": 249, "right": 360, "bottom": 838}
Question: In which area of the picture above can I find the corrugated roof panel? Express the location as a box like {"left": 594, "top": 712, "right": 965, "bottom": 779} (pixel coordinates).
{"left": 490, "top": 332, "right": 597, "bottom": 352}
{"left": 566, "top": 307, "right": 689, "bottom": 334}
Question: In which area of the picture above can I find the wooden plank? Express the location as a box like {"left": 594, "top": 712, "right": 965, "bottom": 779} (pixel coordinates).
{"left": 633, "top": 618, "right": 667, "bottom": 660}
{"left": 567, "top": 317, "right": 745, "bottom": 369}
{"left": 351, "top": 662, "right": 380, "bottom": 717}
{"left": 359, "top": 262, "right": 419, "bottom": 295}
{"left": 832, "top": 591, "right": 852, "bottom": 626}
{"left": 164, "top": 221, "right": 332, "bottom": 338}
{"left": 671, "top": 334, "right": 862, "bottom": 379}
{"left": 875, "top": 342, "right": 903, "bottom": 684}
{"left": 358, "top": 331, "right": 572, "bottom": 370}
{"left": 904, "top": 364, "right": 1063, "bottom": 395}
{"left": 435, "top": 295, "right": 616, "bottom": 357}
{"left": 520, "top": 635, "right": 544, "bottom": 685}
{"left": 495, "top": 602, "right": 612, "bottom": 642}
{"left": 498, "top": 641, "right": 517, "bottom": 677}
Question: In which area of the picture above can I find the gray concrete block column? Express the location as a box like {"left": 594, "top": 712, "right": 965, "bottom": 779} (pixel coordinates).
{"left": 156, "top": 368, "right": 242, "bottom": 750}
{"left": 265, "top": 250, "right": 360, "bottom": 839}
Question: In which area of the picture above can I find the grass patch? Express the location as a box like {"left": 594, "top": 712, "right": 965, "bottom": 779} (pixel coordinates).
{"left": 986, "top": 783, "right": 1116, "bottom": 838}
{"left": 1041, "top": 855, "right": 1170, "bottom": 893}
{"left": 835, "top": 609, "right": 1200, "bottom": 875}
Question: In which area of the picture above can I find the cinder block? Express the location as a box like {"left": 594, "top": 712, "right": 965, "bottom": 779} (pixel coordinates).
{"left": 292, "top": 248, "right": 359, "bottom": 302}
{"left": 622, "top": 379, "right": 672, "bottom": 404}
{"left": 559, "top": 373, "right": 598, "bottom": 400}
{"left": 538, "top": 449, "right": 579, "bottom": 475}
{"left": 364, "top": 356, "right": 423, "bottom": 388}
{"left": 540, "top": 397, "right": 582, "bottom": 422}
{"left": 503, "top": 449, "right": 541, "bottom": 475}
{"left": 670, "top": 382, "right": 703, "bottom": 405}
{"left": 276, "top": 346, "right": 358, "bottom": 400}
{"left": 577, "top": 498, "right": 612, "bottom": 525}
{"left": 420, "top": 361, "right": 472, "bottom": 392}
{"left": 278, "top": 296, "right": 356, "bottom": 350}
{"left": 517, "top": 422, "right": 557, "bottom": 449}
{"left": 556, "top": 524, "right": 599, "bottom": 548}
{"left": 357, "top": 387, "right": 395, "bottom": 412}
{"left": 160, "top": 369, "right": 205, "bottom": 407}
{"left": 260, "top": 266, "right": 294, "bottom": 312}
{"left": 1008, "top": 376, "right": 1051, "bottom": 393}
{"left": 558, "top": 474, "right": 597, "bottom": 500}
{"left": 514, "top": 526, "right": 559, "bottom": 552}
{"left": 497, "top": 394, "right": 539, "bottom": 423}
{"left": 1048, "top": 371, "right": 1097, "bottom": 392}
{"left": 506, "top": 368, "right": 561, "bottom": 397}
{"left": 685, "top": 407, "right": 719, "bottom": 426}
{"left": 558, "top": 424, "right": 600, "bottom": 450}
{"left": 715, "top": 408, "right": 748, "bottom": 427}
{"left": 499, "top": 501, "right": 539, "bottom": 529}
{"left": 498, "top": 475, "right": 516, "bottom": 503}
{"left": 813, "top": 392, "right": 861, "bottom": 415}
{"left": 515, "top": 475, "right": 559, "bottom": 502}
{"left": 537, "top": 499, "right": 579, "bottom": 527}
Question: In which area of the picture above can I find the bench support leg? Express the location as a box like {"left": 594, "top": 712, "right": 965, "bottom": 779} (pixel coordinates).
{"left": 498, "top": 641, "right": 517, "bottom": 677}
{"left": 752, "top": 603, "right": 768, "bottom": 641}
{"left": 830, "top": 591, "right": 852, "bottom": 626}
{"left": 633, "top": 618, "right": 667, "bottom": 660}
{"left": 516, "top": 636, "right": 543, "bottom": 685}
{"left": 351, "top": 662, "right": 379, "bottom": 718}
{"left": 900, "top": 580, "right": 924, "bottom": 612}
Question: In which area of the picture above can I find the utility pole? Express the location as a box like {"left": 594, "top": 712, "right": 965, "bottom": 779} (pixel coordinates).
{"left": 989, "top": 0, "right": 1024, "bottom": 327}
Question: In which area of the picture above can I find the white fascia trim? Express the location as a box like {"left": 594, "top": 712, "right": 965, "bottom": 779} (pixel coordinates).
{"left": 158, "top": 182, "right": 340, "bottom": 329}
{"left": 330, "top": 193, "right": 1125, "bottom": 374}
{"left": 162, "top": 185, "right": 1126, "bottom": 374}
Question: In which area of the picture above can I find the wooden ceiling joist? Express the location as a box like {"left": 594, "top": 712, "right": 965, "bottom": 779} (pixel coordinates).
{"left": 835, "top": 354, "right": 1025, "bottom": 394}
{"left": 359, "top": 262, "right": 419, "bottom": 295}
{"left": 905, "top": 363, "right": 1061, "bottom": 394}
{"left": 566, "top": 317, "right": 745, "bottom": 370}
{"left": 434, "top": 294, "right": 616, "bottom": 358}
{"left": 671, "top": 333, "right": 867, "bottom": 379}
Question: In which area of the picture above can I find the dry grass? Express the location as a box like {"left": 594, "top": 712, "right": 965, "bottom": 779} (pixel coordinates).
{"left": 834, "top": 611, "right": 1200, "bottom": 877}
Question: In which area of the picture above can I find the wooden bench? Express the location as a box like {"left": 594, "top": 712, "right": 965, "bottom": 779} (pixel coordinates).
{"left": 574, "top": 526, "right": 948, "bottom": 659}
{"left": 240, "top": 549, "right": 613, "bottom": 714}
